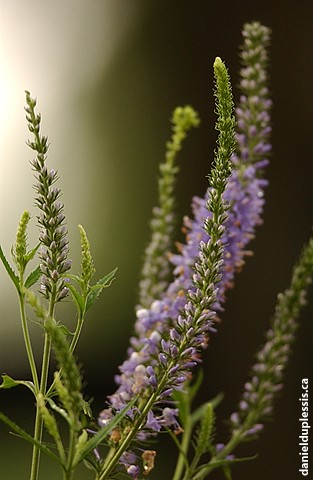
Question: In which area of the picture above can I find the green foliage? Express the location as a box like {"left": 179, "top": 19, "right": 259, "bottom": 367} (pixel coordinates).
{"left": 78, "top": 224, "right": 96, "bottom": 294}
{"left": 45, "top": 317, "right": 84, "bottom": 419}
{"left": 0, "top": 412, "right": 59, "bottom": 462}
{"left": 0, "top": 374, "right": 36, "bottom": 395}
{"left": 11, "top": 210, "right": 31, "bottom": 276}
{"left": 0, "top": 19, "right": 312, "bottom": 480}
{"left": 139, "top": 105, "right": 200, "bottom": 307}
{"left": 24, "top": 265, "right": 41, "bottom": 288}
{"left": 0, "top": 245, "right": 20, "bottom": 292}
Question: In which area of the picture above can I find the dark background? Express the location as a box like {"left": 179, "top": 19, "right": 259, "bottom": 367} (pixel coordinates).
{"left": 0, "top": 1, "right": 312, "bottom": 478}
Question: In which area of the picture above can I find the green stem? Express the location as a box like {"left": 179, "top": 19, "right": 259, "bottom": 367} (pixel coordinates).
{"left": 98, "top": 389, "right": 163, "bottom": 480}
{"left": 69, "top": 313, "right": 84, "bottom": 353}
{"left": 196, "top": 430, "right": 243, "bottom": 478}
{"left": 172, "top": 416, "right": 193, "bottom": 480}
{"left": 46, "top": 312, "right": 85, "bottom": 399}
{"left": 64, "top": 425, "right": 76, "bottom": 480}
{"left": 30, "top": 289, "right": 56, "bottom": 480}
{"left": 18, "top": 292, "right": 39, "bottom": 392}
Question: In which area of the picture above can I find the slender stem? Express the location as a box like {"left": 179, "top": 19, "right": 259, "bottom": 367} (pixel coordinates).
{"left": 172, "top": 417, "right": 192, "bottom": 480}
{"left": 30, "top": 332, "right": 52, "bottom": 480}
{"left": 18, "top": 292, "right": 39, "bottom": 392}
{"left": 98, "top": 388, "right": 163, "bottom": 480}
{"left": 69, "top": 313, "right": 84, "bottom": 353}
{"left": 196, "top": 431, "right": 242, "bottom": 478}
{"left": 46, "top": 312, "right": 85, "bottom": 399}
{"left": 30, "top": 289, "right": 57, "bottom": 480}
{"left": 64, "top": 420, "right": 76, "bottom": 480}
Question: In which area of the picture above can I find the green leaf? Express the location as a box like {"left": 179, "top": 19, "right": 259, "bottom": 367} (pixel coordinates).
{"left": 72, "top": 395, "right": 136, "bottom": 468}
{"left": 82, "top": 399, "right": 93, "bottom": 418}
{"left": 46, "top": 397, "right": 69, "bottom": 423}
{"left": 0, "top": 374, "right": 36, "bottom": 395}
{"left": 192, "top": 454, "right": 258, "bottom": 480}
{"left": 191, "top": 393, "right": 223, "bottom": 426}
{"left": 68, "top": 283, "right": 84, "bottom": 317}
{"left": 0, "top": 245, "right": 20, "bottom": 291}
{"left": 0, "top": 412, "right": 59, "bottom": 462}
{"left": 190, "top": 403, "right": 214, "bottom": 471}
{"left": 67, "top": 273, "right": 84, "bottom": 288}
{"left": 173, "top": 388, "right": 190, "bottom": 428}
{"left": 85, "top": 267, "right": 117, "bottom": 313}
{"left": 58, "top": 324, "right": 74, "bottom": 336}
{"left": 25, "top": 243, "right": 40, "bottom": 263}
{"left": 24, "top": 265, "right": 41, "bottom": 288}
{"left": 189, "top": 369, "right": 204, "bottom": 402}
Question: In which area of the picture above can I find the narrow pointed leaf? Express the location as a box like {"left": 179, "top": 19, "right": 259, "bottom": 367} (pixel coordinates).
{"left": 25, "top": 243, "right": 40, "bottom": 263}
{"left": 192, "top": 454, "right": 258, "bottom": 479}
{"left": 0, "top": 245, "right": 20, "bottom": 291}
{"left": 0, "top": 412, "right": 59, "bottom": 462}
{"left": 72, "top": 395, "right": 136, "bottom": 467}
{"left": 58, "top": 324, "right": 74, "bottom": 336}
{"left": 46, "top": 397, "right": 70, "bottom": 423}
{"left": 0, "top": 374, "right": 36, "bottom": 395}
{"left": 68, "top": 283, "right": 84, "bottom": 317}
{"left": 190, "top": 403, "right": 214, "bottom": 473}
{"left": 24, "top": 265, "right": 41, "bottom": 288}
{"left": 85, "top": 267, "right": 117, "bottom": 313}
{"left": 67, "top": 273, "right": 84, "bottom": 288}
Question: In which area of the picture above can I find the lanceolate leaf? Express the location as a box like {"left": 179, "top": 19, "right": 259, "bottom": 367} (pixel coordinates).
{"left": 85, "top": 267, "right": 117, "bottom": 313}
{"left": 192, "top": 403, "right": 214, "bottom": 466}
{"left": 192, "top": 454, "right": 258, "bottom": 480}
{"left": 0, "top": 412, "right": 59, "bottom": 462}
{"left": 24, "top": 265, "right": 41, "bottom": 288}
{"left": 57, "top": 324, "right": 74, "bottom": 336}
{"left": 25, "top": 243, "right": 40, "bottom": 263}
{"left": 0, "top": 245, "right": 20, "bottom": 292}
{"left": 72, "top": 395, "right": 136, "bottom": 467}
{"left": 68, "top": 283, "right": 84, "bottom": 317}
{"left": 0, "top": 374, "right": 36, "bottom": 395}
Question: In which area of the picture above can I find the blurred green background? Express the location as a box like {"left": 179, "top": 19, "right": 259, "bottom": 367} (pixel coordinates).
{"left": 0, "top": 1, "right": 312, "bottom": 479}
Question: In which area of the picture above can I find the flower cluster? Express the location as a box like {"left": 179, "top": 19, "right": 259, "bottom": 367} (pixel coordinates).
{"left": 97, "top": 22, "right": 272, "bottom": 479}
{"left": 1, "top": 19, "right": 312, "bottom": 480}
{"left": 25, "top": 92, "right": 71, "bottom": 302}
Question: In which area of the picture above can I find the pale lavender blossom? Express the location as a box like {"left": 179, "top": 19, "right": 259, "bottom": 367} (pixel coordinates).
{"left": 99, "top": 23, "right": 272, "bottom": 477}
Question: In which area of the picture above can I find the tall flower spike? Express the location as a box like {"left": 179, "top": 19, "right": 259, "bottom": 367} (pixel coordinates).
{"left": 154, "top": 55, "right": 235, "bottom": 398}
{"left": 228, "top": 234, "right": 313, "bottom": 442}
{"left": 100, "top": 59, "right": 235, "bottom": 477}
{"left": 111, "top": 21, "right": 271, "bottom": 405}
{"left": 25, "top": 91, "right": 71, "bottom": 302}
{"left": 169, "top": 21, "right": 272, "bottom": 310}
{"left": 101, "top": 21, "right": 272, "bottom": 476}
{"left": 139, "top": 106, "right": 200, "bottom": 308}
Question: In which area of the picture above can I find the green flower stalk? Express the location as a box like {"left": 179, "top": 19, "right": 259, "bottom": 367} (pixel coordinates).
{"left": 78, "top": 224, "right": 96, "bottom": 297}
{"left": 139, "top": 106, "right": 200, "bottom": 308}
{"left": 201, "top": 234, "right": 313, "bottom": 475}
{"left": 229, "top": 234, "right": 313, "bottom": 439}
{"left": 98, "top": 57, "right": 235, "bottom": 480}
{"left": 45, "top": 318, "right": 84, "bottom": 420}
{"left": 25, "top": 91, "right": 72, "bottom": 480}
{"left": 11, "top": 210, "right": 31, "bottom": 278}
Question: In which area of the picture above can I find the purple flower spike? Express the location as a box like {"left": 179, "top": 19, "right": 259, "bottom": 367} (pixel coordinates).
{"left": 99, "top": 23, "right": 273, "bottom": 479}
